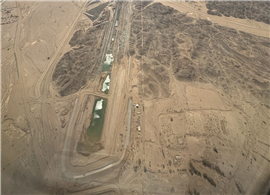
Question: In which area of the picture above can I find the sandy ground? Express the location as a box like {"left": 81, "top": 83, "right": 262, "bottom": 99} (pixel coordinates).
{"left": 159, "top": 1, "right": 270, "bottom": 38}
{"left": 116, "top": 1, "right": 270, "bottom": 194}
{"left": 2, "top": 0, "right": 130, "bottom": 193}
{"left": 117, "top": 2, "right": 270, "bottom": 194}
{"left": 1, "top": 1, "right": 270, "bottom": 195}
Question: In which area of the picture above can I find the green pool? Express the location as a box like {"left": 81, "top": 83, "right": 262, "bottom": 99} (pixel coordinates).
{"left": 87, "top": 98, "right": 107, "bottom": 143}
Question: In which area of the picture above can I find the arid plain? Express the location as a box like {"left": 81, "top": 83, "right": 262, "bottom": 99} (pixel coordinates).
{"left": 1, "top": 1, "right": 270, "bottom": 194}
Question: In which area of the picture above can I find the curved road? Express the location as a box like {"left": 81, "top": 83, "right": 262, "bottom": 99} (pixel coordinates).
{"left": 34, "top": 1, "right": 87, "bottom": 98}
{"left": 13, "top": 0, "right": 132, "bottom": 192}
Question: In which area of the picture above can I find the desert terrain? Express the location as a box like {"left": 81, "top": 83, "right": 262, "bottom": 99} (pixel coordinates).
{"left": 1, "top": 1, "right": 270, "bottom": 195}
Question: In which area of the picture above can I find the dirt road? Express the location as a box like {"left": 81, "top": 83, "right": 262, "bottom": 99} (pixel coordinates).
{"left": 34, "top": 1, "right": 87, "bottom": 98}
{"left": 13, "top": 2, "right": 58, "bottom": 188}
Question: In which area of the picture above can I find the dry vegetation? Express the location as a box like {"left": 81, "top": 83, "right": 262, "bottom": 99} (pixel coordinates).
{"left": 206, "top": 1, "right": 270, "bottom": 24}
{"left": 125, "top": 2, "right": 270, "bottom": 194}
{"left": 52, "top": 8, "right": 110, "bottom": 96}
{"left": 1, "top": 7, "right": 18, "bottom": 25}
{"left": 86, "top": 2, "right": 109, "bottom": 21}
{"left": 1, "top": 1, "right": 270, "bottom": 194}
{"left": 130, "top": 3, "right": 270, "bottom": 106}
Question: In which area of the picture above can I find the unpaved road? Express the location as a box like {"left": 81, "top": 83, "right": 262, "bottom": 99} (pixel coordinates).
{"left": 124, "top": 98, "right": 132, "bottom": 149}
{"left": 4, "top": 1, "right": 132, "bottom": 192}
{"left": 4, "top": 1, "right": 269, "bottom": 194}
{"left": 34, "top": 1, "right": 88, "bottom": 98}
{"left": 14, "top": 2, "right": 56, "bottom": 186}
{"left": 59, "top": 2, "right": 131, "bottom": 179}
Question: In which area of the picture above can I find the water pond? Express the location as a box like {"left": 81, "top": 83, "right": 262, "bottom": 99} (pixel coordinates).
{"left": 87, "top": 98, "right": 107, "bottom": 143}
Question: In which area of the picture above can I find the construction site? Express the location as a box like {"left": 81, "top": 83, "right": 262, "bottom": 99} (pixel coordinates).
{"left": 1, "top": 1, "right": 270, "bottom": 194}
